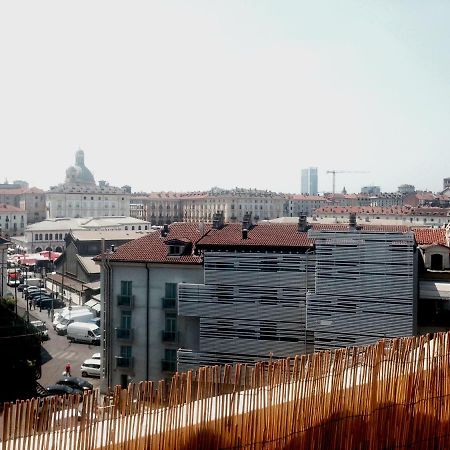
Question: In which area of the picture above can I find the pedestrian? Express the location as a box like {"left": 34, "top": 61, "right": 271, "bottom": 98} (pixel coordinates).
{"left": 65, "top": 362, "right": 71, "bottom": 377}
{"left": 47, "top": 308, "right": 50, "bottom": 317}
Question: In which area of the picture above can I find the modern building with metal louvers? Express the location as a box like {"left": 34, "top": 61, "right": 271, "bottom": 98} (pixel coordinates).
{"left": 306, "top": 227, "right": 417, "bottom": 351}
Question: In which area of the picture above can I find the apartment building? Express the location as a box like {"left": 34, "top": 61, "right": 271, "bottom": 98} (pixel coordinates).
{"left": 287, "top": 194, "right": 331, "bottom": 217}
{"left": 313, "top": 206, "right": 450, "bottom": 227}
{"left": 98, "top": 223, "right": 209, "bottom": 390}
{"left": 131, "top": 188, "right": 288, "bottom": 225}
{"left": 177, "top": 218, "right": 417, "bottom": 370}
{"left": 0, "top": 204, "right": 27, "bottom": 237}
{"left": 0, "top": 185, "right": 46, "bottom": 225}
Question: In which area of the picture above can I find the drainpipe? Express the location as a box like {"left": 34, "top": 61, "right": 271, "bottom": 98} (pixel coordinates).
{"left": 145, "top": 263, "right": 150, "bottom": 380}
{"left": 102, "top": 242, "right": 113, "bottom": 392}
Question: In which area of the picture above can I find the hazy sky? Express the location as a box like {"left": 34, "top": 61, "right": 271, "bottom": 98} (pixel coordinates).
{"left": 1, "top": 1, "right": 449, "bottom": 194}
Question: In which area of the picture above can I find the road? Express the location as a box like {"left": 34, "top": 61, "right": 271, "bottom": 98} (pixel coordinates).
{"left": 10, "top": 287, "right": 101, "bottom": 391}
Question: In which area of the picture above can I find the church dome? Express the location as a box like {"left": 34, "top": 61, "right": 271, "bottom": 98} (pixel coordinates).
{"left": 65, "top": 149, "right": 96, "bottom": 185}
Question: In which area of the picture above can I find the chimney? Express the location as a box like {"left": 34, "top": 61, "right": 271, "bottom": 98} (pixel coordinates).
{"left": 242, "top": 228, "right": 248, "bottom": 240}
{"left": 110, "top": 244, "right": 115, "bottom": 253}
{"left": 212, "top": 211, "right": 225, "bottom": 229}
{"left": 298, "top": 213, "right": 310, "bottom": 232}
{"left": 161, "top": 224, "right": 169, "bottom": 237}
{"left": 242, "top": 211, "right": 253, "bottom": 231}
{"left": 349, "top": 212, "right": 360, "bottom": 230}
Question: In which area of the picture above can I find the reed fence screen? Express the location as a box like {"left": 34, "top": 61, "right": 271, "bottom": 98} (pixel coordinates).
{"left": 1, "top": 332, "right": 450, "bottom": 449}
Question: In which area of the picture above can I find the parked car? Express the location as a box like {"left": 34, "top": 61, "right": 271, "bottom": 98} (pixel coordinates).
{"left": 80, "top": 359, "right": 101, "bottom": 378}
{"left": 56, "top": 376, "right": 93, "bottom": 392}
{"left": 37, "top": 298, "right": 65, "bottom": 310}
{"left": 17, "top": 283, "right": 27, "bottom": 292}
{"left": 91, "top": 352, "right": 101, "bottom": 360}
{"left": 30, "top": 320, "right": 49, "bottom": 341}
{"left": 45, "top": 384, "right": 82, "bottom": 396}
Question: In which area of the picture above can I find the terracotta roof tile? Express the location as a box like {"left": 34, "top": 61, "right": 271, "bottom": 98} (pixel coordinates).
{"left": 103, "top": 223, "right": 211, "bottom": 264}
{"left": 412, "top": 228, "right": 447, "bottom": 246}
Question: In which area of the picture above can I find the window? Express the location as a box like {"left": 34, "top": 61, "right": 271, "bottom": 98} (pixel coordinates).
{"left": 120, "top": 310, "right": 132, "bottom": 329}
{"left": 35, "top": 234, "right": 38, "bottom": 241}
{"left": 45, "top": 234, "right": 48, "bottom": 240}
{"left": 120, "top": 345, "right": 132, "bottom": 358}
{"left": 169, "top": 245, "right": 181, "bottom": 255}
{"left": 165, "top": 349, "right": 176, "bottom": 363}
{"left": 431, "top": 254, "right": 443, "bottom": 270}
{"left": 124, "top": 226, "right": 128, "bottom": 230}
{"left": 165, "top": 283, "right": 177, "bottom": 299}
{"left": 39, "top": 234, "right": 43, "bottom": 240}
{"left": 165, "top": 313, "right": 177, "bottom": 333}
{"left": 49, "top": 234, "right": 53, "bottom": 240}
{"left": 121, "top": 281, "right": 132, "bottom": 297}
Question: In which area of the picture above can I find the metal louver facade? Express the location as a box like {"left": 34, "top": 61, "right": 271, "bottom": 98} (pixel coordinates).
{"left": 306, "top": 229, "right": 417, "bottom": 351}
{"left": 178, "top": 229, "right": 417, "bottom": 372}
{"left": 178, "top": 251, "right": 315, "bottom": 371}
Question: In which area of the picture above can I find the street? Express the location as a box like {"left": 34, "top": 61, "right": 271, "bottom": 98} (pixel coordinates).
{"left": 10, "top": 286, "right": 101, "bottom": 391}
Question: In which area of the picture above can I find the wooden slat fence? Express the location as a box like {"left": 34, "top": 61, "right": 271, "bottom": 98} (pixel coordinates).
{"left": 1, "top": 332, "right": 450, "bottom": 449}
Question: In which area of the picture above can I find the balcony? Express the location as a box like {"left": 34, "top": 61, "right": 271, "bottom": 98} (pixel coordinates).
{"left": 161, "top": 360, "right": 176, "bottom": 372}
{"left": 161, "top": 330, "right": 179, "bottom": 342}
{"left": 161, "top": 297, "right": 176, "bottom": 309}
{"left": 115, "top": 328, "right": 133, "bottom": 341}
{"left": 117, "top": 294, "right": 134, "bottom": 307}
{"left": 115, "top": 356, "right": 133, "bottom": 369}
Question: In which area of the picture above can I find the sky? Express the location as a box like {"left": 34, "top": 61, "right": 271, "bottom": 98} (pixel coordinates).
{"left": 1, "top": 1, "right": 449, "bottom": 195}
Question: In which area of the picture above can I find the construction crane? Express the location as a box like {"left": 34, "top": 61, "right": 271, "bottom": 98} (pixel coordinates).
{"left": 326, "top": 170, "right": 369, "bottom": 195}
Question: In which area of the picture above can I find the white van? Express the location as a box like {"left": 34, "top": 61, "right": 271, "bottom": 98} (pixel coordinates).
{"left": 67, "top": 322, "right": 101, "bottom": 345}
{"left": 55, "top": 310, "right": 96, "bottom": 335}
{"left": 53, "top": 307, "right": 91, "bottom": 329}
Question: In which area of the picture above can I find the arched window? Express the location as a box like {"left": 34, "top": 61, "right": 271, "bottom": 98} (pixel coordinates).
{"left": 431, "top": 254, "right": 443, "bottom": 270}
{"left": 39, "top": 234, "right": 43, "bottom": 240}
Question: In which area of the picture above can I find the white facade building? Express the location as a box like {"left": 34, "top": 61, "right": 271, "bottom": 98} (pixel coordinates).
{"left": 0, "top": 204, "right": 27, "bottom": 237}
{"left": 47, "top": 150, "right": 131, "bottom": 219}
{"left": 25, "top": 216, "right": 151, "bottom": 252}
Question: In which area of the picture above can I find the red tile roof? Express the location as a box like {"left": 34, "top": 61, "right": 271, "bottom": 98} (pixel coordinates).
{"left": 103, "top": 223, "right": 211, "bottom": 264}
{"left": 197, "top": 223, "right": 313, "bottom": 248}
{"left": 0, "top": 203, "right": 25, "bottom": 212}
{"left": 412, "top": 228, "right": 447, "bottom": 246}
{"left": 315, "top": 206, "right": 450, "bottom": 216}
{"left": 98, "top": 222, "right": 449, "bottom": 263}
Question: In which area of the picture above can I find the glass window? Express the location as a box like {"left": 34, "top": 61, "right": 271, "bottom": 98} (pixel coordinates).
{"left": 165, "top": 348, "right": 176, "bottom": 363}
{"left": 165, "top": 313, "right": 177, "bottom": 332}
{"left": 165, "top": 283, "right": 177, "bottom": 299}
{"left": 120, "top": 310, "right": 132, "bottom": 329}
{"left": 120, "top": 281, "right": 132, "bottom": 297}
{"left": 120, "top": 345, "right": 132, "bottom": 358}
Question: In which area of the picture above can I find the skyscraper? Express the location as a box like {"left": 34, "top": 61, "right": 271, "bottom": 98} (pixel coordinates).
{"left": 301, "top": 167, "right": 318, "bottom": 195}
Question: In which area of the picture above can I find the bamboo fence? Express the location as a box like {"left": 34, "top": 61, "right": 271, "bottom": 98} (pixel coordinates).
{"left": 1, "top": 332, "right": 450, "bottom": 449}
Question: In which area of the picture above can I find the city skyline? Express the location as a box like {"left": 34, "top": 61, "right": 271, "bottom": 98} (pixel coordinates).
{"left": 1, "top": 2, "right": 450, "bottom": 194}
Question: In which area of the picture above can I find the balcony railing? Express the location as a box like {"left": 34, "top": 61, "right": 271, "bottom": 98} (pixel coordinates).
{"left": 161, "top": 360, "right": 176, "bottom": 372}
{"left": 117, "top": 295, "right": 134, "bottom": 307}
{"left": 115, "top": 328, "right": 133, "bottom": 341}
{"left": 161, "top": 297, "right": 176, "bottom": 309}
{"left": 115, "top": 356, "right": 133, "bottom": 369}
{"left": 161, "top": 330, "right": 179, "bottom": 342}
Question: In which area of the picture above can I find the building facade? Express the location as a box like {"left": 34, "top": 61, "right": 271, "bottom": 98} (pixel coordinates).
{"left": 0, "top": 204, "right": 27, "bottom": 237}
{"left": 98, "top": 223, "right": 209, "bottom": 390}
{"left": 25, "top": 216, "right": 151, "bottom": 253}
{"left": 47, "top": 150, "right": 131, "bottom": 218}
{"left": 177, "top": 220, "right": 417, "bottom": 369}
{"left": 301, "top": 167, "right": 318, "bottom": 195}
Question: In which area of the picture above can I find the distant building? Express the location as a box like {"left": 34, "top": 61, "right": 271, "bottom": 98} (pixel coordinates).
{"left": 47, "top": 149, "right": 131, "bottom": 218}
{"left": 444, "top": 178, "right": 450, "bottom": 190}
{"left": 398, "top": 184, "right": 416, "bottom": 195}
{"left": 301, "top": 167, "right": 318, "bottom": 195}
{"left": 0, "top": 183, "right": 46, "bottom": 225}
{"left": 287, "top": 195, "right": 330, "bottom": 217}
{"left": 0, "top": 204, "right": 27, "bottom": 237}
{"left": 131, "top": 188, "right": 287, "bottom": 225}
{"left": 25, "top": 216, "right": 151, "bottom": 253}
{"left": 361, "top": 185, "right": 381, "bottom": 195}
